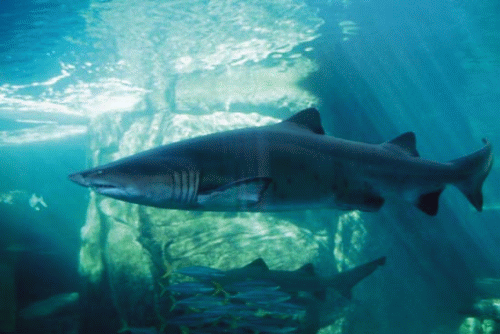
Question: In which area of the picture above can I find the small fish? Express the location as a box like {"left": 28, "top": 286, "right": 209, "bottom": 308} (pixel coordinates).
{"left": 166, "top": 282, "right": 216, "bottom": 295}
{"left": 167, "top": 312, "right": 221, "bottom": 327}
{"left": 230, "top": 288, "right": 291, "bottom": 304}
{"left": 173, "top": 295, "right": 227, "bottom": 311}
{"left": 256, "top": 302, "right": 307, "bottom": 318}
{"left": 224, "top": 280, "right": 279, "bottom": 293}
{"left": 236, "top": 316, "right": 298, "bottom": 333}
{"left": 176, "top": 266, "right": 226, "bottom": 281}
{"left": 202, "top": 304, "right": 257, "bottom": 319}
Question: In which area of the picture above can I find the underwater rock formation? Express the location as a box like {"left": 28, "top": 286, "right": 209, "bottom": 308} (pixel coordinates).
{"left": 76, "top": 108, "right": 376, "bottom": 333}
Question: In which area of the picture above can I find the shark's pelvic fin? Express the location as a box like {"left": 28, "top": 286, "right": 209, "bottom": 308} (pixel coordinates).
{"left": 197, "top": 177, "right": 272, "bottom": 208}
{"left": 416, "top": 189, "right": 444, "bottom": 216}
{"left": 282, "top": 108, "right": 325, "bottom": 135}
{"left": 383, "top": 132, "right": 420, "bottom": 157}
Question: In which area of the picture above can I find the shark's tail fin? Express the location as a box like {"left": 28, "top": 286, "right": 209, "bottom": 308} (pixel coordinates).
{"left": 450, "top": 139, "right": 493, "bottom": 212}
{"left": 331, "top": 256, "right": 386, "bottom": 299}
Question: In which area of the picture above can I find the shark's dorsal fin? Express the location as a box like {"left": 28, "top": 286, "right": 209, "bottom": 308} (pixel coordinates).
{"left": 245, "top": 258, "right": 269, "bottom": 271}
{"left": 295, "top": 263, "right": 315, "bottom": 276}
{"left": 282, "top": 108, "right": 325, "bottom": 135}
{"left": 384, "top": 132, "right": 419, "bottom": 157}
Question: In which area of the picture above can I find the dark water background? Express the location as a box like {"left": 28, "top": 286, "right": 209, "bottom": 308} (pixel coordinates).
{"left": 1, "top": 0, "right": 499, "bottom": 333}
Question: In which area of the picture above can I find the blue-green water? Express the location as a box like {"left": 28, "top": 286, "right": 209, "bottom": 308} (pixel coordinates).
{"left": 1, "top": 0, "right": 499, "bottom": 333}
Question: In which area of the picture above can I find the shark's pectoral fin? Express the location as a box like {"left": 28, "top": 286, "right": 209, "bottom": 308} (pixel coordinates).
{"left": 197, "top": 177, "right": 272, "bottom": 208}
{"left": 416, "top": 189, "right": 444, "bottom": 216}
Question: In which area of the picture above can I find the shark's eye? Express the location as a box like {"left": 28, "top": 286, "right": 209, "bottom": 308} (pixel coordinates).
{"left": 89, "top": 170, "right": 104, "bottom": 177}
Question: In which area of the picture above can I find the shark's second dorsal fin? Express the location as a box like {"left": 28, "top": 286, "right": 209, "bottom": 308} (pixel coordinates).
{"left": 295, "top": 263, "right": 315, "bottom": 276}
{"left": 384, "top": 132, "right": 420, "bottom": 157}
{"left": 245, "top": 258, "right": 269, "bottom": 271}
{"left": 282, "top": 108, "right": 325, "bottom": 135}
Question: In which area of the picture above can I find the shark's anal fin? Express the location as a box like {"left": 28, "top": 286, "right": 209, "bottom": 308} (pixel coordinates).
{"left": 416, "top": 189, "right": 444, "bottom": 216}
{"left": 197, "top": 177, "right": 272, "bottom": 208}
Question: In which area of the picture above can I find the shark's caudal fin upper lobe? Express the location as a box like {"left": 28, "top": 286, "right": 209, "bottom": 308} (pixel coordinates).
{"left": 450, "top": 139, "right": 493, "bottom": 212}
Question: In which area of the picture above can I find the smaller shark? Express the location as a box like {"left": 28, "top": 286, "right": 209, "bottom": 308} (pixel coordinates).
{"left": 168, "top": 257, "right": 386, "bottom": 333}
{"left": 178, "top": 256, "right": 386, "bottom": 301}
{"left": 69, "top": 108, "right": 493, "bottom": 215}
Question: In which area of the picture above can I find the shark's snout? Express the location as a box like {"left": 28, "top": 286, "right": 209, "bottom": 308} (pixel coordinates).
{"left": 68, "top": 172, "right": 89, "bottom": 187}
{"left": 68, "top": 169, "right": 128, "bottom": 198}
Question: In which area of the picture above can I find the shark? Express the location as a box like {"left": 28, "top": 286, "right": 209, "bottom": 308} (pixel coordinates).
{"left": 69, "top": 108, "right": 493, "bottom": 215}
{"left": 200, "top": 256, "right": 387, "bottom": 301}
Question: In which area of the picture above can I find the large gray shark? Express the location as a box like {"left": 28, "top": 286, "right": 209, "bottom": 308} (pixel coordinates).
{"left": 69, "top": 108, "right": 493, "bottom": 215}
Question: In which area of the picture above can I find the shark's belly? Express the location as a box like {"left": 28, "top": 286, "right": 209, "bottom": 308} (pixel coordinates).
{"left": 251, "top": 155, "right": 373, "bottom": 211}
{"left": 258, "top": 165, "right": 336, "bottom": 210}
{"left": 257, "top": 158, "right": 393, "bottom": 212}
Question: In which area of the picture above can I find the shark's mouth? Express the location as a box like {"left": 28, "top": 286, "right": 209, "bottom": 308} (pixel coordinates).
{"left": 87, "top": 180, "right": 123, "bottom": 195}
{"left": 90, "top": 182, "right": 129, "bottom": 198}
{"left": 69, "top": 172, "right": 119, "bottom": 191}
{"left": 91, "top": 183, "right": 117, "bottom": 190}
{"left": 69, "top": 170, "right": 135, "bottom": 199}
